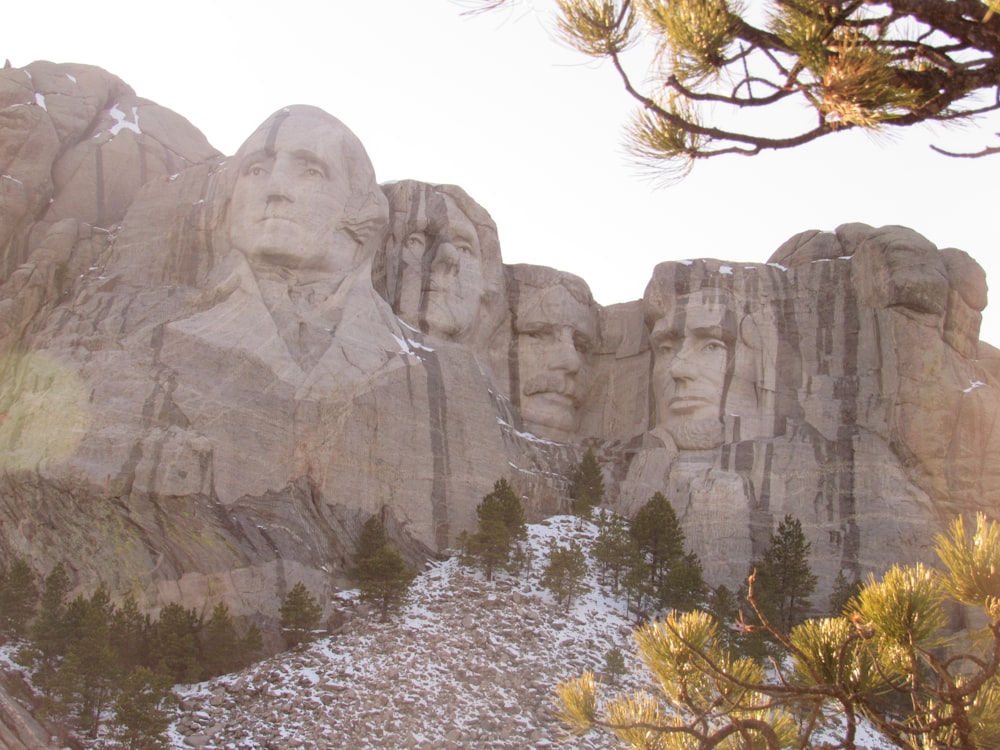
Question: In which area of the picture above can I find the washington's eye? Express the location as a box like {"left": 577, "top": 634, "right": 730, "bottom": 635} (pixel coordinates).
{"left": 247, "top": 165, "right": 266, "bottom": 177}
{"left": 704, "top": 340, "right": 726, "bottom": 353}
{"left": 305, "top": 167, "right": 325, "bottom": 178}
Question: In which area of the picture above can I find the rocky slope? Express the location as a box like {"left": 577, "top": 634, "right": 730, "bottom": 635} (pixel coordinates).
{"left": 163, "top": 516, "right": 893, "bottom": 750}
{"left": 169, "top": 516, "right": 635, "bottom": 750}
{"left": 0, "top": 515, "right": 898, "bottom": 749}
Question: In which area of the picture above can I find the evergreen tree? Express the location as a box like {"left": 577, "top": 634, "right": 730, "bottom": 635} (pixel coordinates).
{"left": 622, "top": 553, "right": 653, "bottom": 622}
{"left": 23, "top": 562, "right": 72, "bottom": 691}
{"left": 556, "top": 513, "right": 1000, "bottom": 750}
{"left": 109, "top": 666, "right": 176, "bottom": 750}
{"left": 828, "top": 570, "right": 864, "bottom": 615}
{"left": 147, "top": 603, "right": 203, "bottom": 683}
{"left": 202, "top": 602, "right": 240, "bottom": 677}
{"left": 481, "top": 477, "right": 527, "bottom": 539}
{"left": 629, "top": 492, "right": 685, "bottom": 588}
{"left": 658, "top": 551, "right": 707, "bottom": 613}
{"left": 356, "top": 514, "right": 388, "bottom": 563}
{"left": 604, "top": 646, "right": 626, "bottom": 685}
{"left": 593, "top": 513, "right": 637, "bottom": 592}
{"left": 110, "top": 594, "right": 147, "bottom": 674}
{"left": 358, "top": 544, "right": 416, "bottom": 622}
{"left": 569, "top": 448, "right": 604, "bottom": 519}
{"left": 541, "top": 540, "right": 590, "bottom": 609}
{"left": 751, "top": 515, "right": 818, "bottom": 633}
{"left": 30, "top": 562, "right": 72, "bottom": 660}
{"left": 0, "top": 557, "right": 38, "bottom": 639}
{"left": 706, "top": 584, "right": 740, "bottom": 652}
{"left": 354, "top": 512, "right": 417, "bottom": 621}
{"left": 239, "top": 622, "right": 264, "bottom": 668}
{"left": 50, "top": 587, "right": 121, "bottom": 738}
{"left": 461, "top": 479, "right": 527, "bottom": 582}
{"left": 279, "top": 582, "right": 323, "bottom": 650}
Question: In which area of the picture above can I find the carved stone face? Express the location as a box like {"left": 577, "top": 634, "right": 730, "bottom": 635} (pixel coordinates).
{"left": 649, "top": 292, "right": 735, "bottom": 450}
{"left": 228, "top": 110, "right": 358, "bottom": 274}
{"left": 400, "top": 195, "right": 483, "bottom": 339}
{"left": 516, "top": 283, "right": 596, "bottom": 439}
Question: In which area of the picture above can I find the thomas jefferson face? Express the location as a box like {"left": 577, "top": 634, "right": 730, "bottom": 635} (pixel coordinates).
{"left": 650, "top": 293, "right": 735, "bottom": 450}
{"left": 228, "top": 110, "right": 357, "bottom": 273}
{"left": 402, "top": 195, "right": 483, "bottom": 339}
{"left": 516, "top": 284, "right": 596, "bottom": 439}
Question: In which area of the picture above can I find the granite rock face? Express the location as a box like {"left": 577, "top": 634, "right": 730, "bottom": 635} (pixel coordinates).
{"left": 0, "top": 62, "right": 997, "bottom": 626}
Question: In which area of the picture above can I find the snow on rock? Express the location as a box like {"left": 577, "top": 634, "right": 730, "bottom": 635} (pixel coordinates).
{"left": 108, "top": 103, "right": 141, "bottom": 136}
{"left": 161, "top": 514, "right": 895, "bottom": 749}
{"left": 168, "top": 516, "right": 641, "bottom": 749}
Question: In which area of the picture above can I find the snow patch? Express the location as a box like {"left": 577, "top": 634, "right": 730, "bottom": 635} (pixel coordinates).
{"left": 397, "top": 318, "right": 421, "bottom": 334}
{"left": 964, "top": 380, "right": 987, "bottom": 393}
{"left": 495, "top": 416, "right": 561, "bottom": 446}
{"left": 33, "top": 93, "right": 46, "bottom": 110}
{"left": 109, "top": 103, "right": 141, "bottom": 135}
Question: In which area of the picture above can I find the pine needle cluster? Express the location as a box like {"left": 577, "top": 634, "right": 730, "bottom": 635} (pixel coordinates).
{"left": 556, "top": 512, "right": 1000, "bottom": 749}
{"left": 476, "top": 0, "right": 1000, "bottom": 172}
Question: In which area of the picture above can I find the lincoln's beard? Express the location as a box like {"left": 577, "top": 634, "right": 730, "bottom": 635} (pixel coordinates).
{"left": 668, "top": 416, "right": 724, "bottom": 450}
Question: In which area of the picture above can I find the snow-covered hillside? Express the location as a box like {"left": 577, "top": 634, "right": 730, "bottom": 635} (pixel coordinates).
{"left": 0, "top": 513, "right": 896, "bottom": 749}
{"left": 170, "top": 516, "right": 641, "bottom": 749}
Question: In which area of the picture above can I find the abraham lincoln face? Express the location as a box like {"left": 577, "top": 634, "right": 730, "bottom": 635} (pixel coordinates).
{"left": 649, "top": 291, "right": 736, "bottom": 450}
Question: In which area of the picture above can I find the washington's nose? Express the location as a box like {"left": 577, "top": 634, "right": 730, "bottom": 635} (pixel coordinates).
{"left": 265, "top": 164, "right": 295, "bottom": 203}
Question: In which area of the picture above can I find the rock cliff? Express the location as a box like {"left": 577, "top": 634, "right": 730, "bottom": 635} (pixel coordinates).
{"left": 0, "top": 61, "right": 996, "bottom": 627}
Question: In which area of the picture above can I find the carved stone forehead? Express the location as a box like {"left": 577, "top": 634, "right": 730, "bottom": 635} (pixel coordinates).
{"left": 643, "top": 260, "right": 736, "bottom": 330}
{"left": 511, "top": 265, "right": 597, "bottom": 339}
{"left": 235, "top": 105, "right": 379, "bottom": 194}
{"left": 519, "top": 284, "right": 596, "bottom": 331}
{"left": 652, "top": 292, "right": 732, "bottom": 333}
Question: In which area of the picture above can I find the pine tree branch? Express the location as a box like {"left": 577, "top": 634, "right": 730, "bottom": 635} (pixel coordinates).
{"left": 666, "top": 74, "right": 794, "bottom": 107}
{"left": 610, "top": 47, "right": 838, "bottom": 156}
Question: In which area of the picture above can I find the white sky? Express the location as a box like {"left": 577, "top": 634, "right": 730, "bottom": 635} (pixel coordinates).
{"left": 6, "top": 1, "right": 999, "bottom": 342}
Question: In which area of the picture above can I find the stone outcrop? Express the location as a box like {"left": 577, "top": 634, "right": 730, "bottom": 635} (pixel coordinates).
{"left": 0, "top": 61, "right": 997, "bottom": 627}
{"left": 0, "top": 675, "right": 52, "bottom": 750}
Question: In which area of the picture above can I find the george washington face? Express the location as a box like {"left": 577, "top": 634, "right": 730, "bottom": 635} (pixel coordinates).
{"left": 228, "top": 109, "right": 366, "bottom": 275}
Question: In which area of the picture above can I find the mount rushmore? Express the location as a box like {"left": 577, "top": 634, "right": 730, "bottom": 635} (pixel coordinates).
{"left": 1, "top": 61, "right": 998, "bottom": 625}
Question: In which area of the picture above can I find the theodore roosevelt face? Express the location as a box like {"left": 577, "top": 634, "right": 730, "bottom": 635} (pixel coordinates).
{"left": 515, "top": 282, "right": 596, "bottom": 440}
